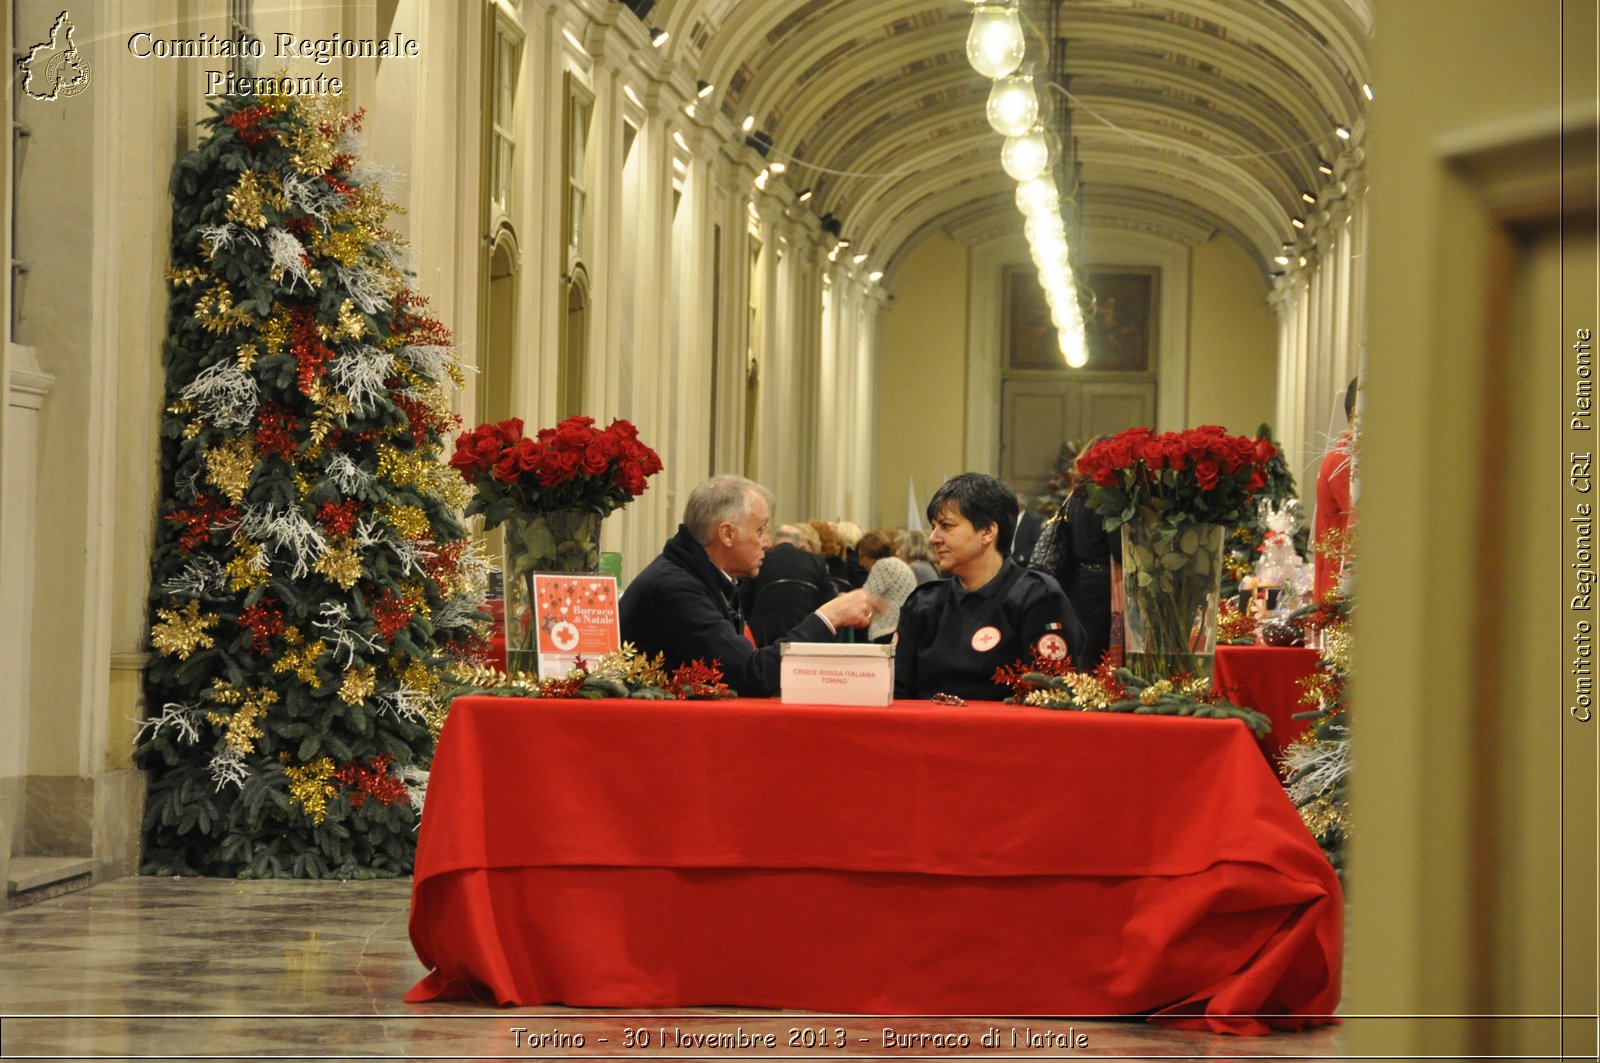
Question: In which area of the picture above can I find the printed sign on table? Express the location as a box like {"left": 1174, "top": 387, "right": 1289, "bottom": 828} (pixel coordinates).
{"left": 533, "top": 574, "right": 620, "bottom": 676}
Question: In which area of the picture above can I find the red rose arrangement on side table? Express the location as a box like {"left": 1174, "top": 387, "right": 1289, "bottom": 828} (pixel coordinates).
{"left": 450, "top": 415, "right": 662, "bottom": 673}
{"left": 1076, "top": 426, "right": 1279, "bottom": 680}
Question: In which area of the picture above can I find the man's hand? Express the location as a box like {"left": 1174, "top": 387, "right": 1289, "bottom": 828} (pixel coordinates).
{"left": 818, "top": 588, "right": 887, "bottom": 630}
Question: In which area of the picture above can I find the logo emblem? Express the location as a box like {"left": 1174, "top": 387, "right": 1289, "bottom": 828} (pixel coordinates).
{"left": 550, "top": 621, "right": 580, "bottom": 652}
{"left": 18, "top": 12, "right": 92, "bottom": 102}
{"left": 970, "top": 625, "right": 1002, "bottom": 653}
{"left": 1038, "top": 632, "right": 1068, "bottom": 660}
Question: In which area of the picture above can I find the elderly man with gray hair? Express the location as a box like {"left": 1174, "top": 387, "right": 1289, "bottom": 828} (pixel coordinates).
{"left": 619, "top": 475, "right": 881, "bottom": 697}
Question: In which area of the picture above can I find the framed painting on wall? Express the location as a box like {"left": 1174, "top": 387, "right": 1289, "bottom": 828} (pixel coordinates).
{"left": 1005, "top": 266, "right": 1159, "bottom": 373}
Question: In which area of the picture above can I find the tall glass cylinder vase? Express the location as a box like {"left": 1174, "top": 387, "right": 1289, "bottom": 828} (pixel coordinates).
{"left": 1120, "top": 520, "right": 1225, "bottom": 682}
{"left": 502, "top": 508, "right": 602, "bottom": 675}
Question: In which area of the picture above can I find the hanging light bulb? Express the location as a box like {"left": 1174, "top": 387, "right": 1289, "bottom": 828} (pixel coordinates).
{"left": 1015, "top": 176, "right": 1059, "bottom": 217}
{"left": 1060, "top": 326, "right": 1090, "bottom": 368}
{"left": 986, "top": 73, "right": 1038, "bottom": 138}
{"left": 1001, "top": 127, "right": 1050, "bottom": 182}
{"left": 966, "top": 2, "right": 1026, "bottom": 79}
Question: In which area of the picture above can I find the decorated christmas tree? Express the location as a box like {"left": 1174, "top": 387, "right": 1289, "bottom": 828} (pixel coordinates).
{"left": 136, "top": 90, "right": 482, "bottom": 878}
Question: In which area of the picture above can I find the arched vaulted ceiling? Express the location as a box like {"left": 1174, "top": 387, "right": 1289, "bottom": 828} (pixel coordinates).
{"left": 646, "top": 0, "right": 1373, "bottom": 277}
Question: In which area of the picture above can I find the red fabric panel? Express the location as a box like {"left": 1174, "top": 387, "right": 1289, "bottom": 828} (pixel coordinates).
{"left": 1212, "top": 645, "right": 1322, "bottom": 763}
{"left": 406, "top": 697, "right": 1342, "bottom": 1033}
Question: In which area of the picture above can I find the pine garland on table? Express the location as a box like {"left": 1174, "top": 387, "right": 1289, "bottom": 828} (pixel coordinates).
{"left": 138, "top": 90, "right": 486, "bottom": 879}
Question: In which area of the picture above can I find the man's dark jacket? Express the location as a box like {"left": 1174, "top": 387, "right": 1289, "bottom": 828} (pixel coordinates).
{"left": 620, "top": 525, "right": 833, "bottom": 696}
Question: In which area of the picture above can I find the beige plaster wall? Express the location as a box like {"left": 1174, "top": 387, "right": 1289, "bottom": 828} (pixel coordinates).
{"left": 1352, "top": 0, "right": 1596, "bottom": 1055}
{"left": 872, "top": 232, "right": 971, "bottom": 531}
{"left": 1186, "top": 233, "right": 1278, "bottom": 440}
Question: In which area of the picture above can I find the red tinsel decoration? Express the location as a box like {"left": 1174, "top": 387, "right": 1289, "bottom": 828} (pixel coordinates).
{"left": 238, "top": 599, "right": 285, "bottom": 653}
{"left": 991, "top": 645, "right": 1078, "bottom": 701}
{"left": 390, "top": 290, "right": 453, "bottom": 347}
{"left": 317, "top": 499, "right": 362, "bottom": 538}
{"left": 424, "top": 538, "right": 467, "bottom": 585}
{"left": 332, "top": 753, "right": 408, "bottom": 810}
{"left": 393, "top": 392, "right": 448, "bottom": 438}
{"left": 370, "top": 588, "right": 415, "bottom": 642}
{"left": 255, "top": 401, "right": 301, "bottom": 461}
{"left": 289, "top": 307, "right": 336, "bottom": 396}
{"left": 223, "top": 105, "right": 274, "bottom": 146}
{"left": 663, "top": 658, "right": 732, "bottom": 699}
{"left": 164, "top": 494, "right": 240, "bottom": 552}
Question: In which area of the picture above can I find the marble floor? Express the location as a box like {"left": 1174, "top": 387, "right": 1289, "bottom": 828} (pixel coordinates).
{"left": 0, "top": 877, "right": 1344, "bottom": 1062}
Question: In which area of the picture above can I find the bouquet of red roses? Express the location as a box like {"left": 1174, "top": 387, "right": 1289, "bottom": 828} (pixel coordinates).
{"left": 449, "top": 415, "right": 663, "bottom": 529}
{"left": 1076, "top": 425, "right": 1277, "bottom": 531}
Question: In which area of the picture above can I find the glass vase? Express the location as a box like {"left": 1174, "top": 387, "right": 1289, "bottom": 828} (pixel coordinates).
{"left": 1120, "top": 520, "right": 1225, "bottom": 682}
{"left": 502, "top": 508, "right": 602, "bottom": 676}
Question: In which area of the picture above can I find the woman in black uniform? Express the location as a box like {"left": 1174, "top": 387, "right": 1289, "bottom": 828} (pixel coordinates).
{"left": 894, "top": 473, "right": 1085, "bottom": 701}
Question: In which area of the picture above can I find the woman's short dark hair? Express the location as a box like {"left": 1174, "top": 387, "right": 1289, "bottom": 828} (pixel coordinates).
{"left": 926, "top": 473, "right": 1018, "bottom": 556}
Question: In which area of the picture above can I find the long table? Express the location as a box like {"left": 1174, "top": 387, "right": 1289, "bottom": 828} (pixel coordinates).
{"left": 405, "top": 695, "right": 1342, "bottom": 1035}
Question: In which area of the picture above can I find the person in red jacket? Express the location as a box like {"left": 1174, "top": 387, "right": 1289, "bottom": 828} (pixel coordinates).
{"left": 1313, "top": 378, "right": 1358, "bottom": 602}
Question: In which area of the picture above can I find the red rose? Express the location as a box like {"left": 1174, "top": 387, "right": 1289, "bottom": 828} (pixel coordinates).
{"left": 491, "top": 418, "right": 524, "bottom": 445}
{"left": 581, "top": 442, "right": 612, "bottom": 475}
{"left": 1195, "top": 458, "right": 1220, "bottom": 491}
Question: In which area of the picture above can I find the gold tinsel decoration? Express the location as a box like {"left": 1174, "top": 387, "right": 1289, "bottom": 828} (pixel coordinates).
{"left": 166, "top": 266, "right": 207, "bottom": 288}
{"left": 332, "top": 299, "right": 367, "bottom": 341}
{"left": 236, "top": 343, "right": 259, "bottom": 370}
{"left": 226, "top": 170, "right": 270, "bottom": 229}
{"left": 151, "top": 600, "right": 220, "bottom": 660}
{"left": 206, "top": 699, "right": 267, "bottom": 756}
{"left": 286, "top": 96, "right": 344, "bottom": 175}
{"left": 313, "top": 539, "right": 362, "bottom": 590}
{"left": 204, "top": 683, "right": 279, "bottom": 756}
{"left": 375, "top": 445, "right": 432, "bottom": 490}
{"left": 271, "top": 626, "right": 327, "bottom": 688}
{"left": 304, "top": 383, "right": 352, "bottom": 448}
{"left": 203, "top": 436, "right": 257, "bottom": 504}
{"left": 339, "top": 665, "right": 377, "bottom": 705}
{"left": 225, "top": 539, "right": 271, "bottom": 591}
{"left": 194, "top": 282, "right": 255, "bottom": 334}
{"left": 310, "top": 222, "right": 372, "bottom": 268}
{"left": 398, "top": 657, "right": 440, "bottom": 693}
{"left": 1298, "top": 793, "right": 1348, "bottom": 841}
{"left": 399, "top": 579, "right": 432, "bottom": 621}
{"left": 260, "top": 308, "right": 290, "bottom": 356}
{"left": 281, "top": 755, "right": 337, "bottom": 825}
{"left": 1063, "top": 671, "right": 1116, "bottom": 709}
{"left": 379, "top": 501, "right": 430, "bottom": 540}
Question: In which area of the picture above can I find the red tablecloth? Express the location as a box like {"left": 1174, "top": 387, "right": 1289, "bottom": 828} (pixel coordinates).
{"left": 406, "top": 696, "right": 1342, "bottom": 1034}
{"left": 1212, "top": 645, "right": 1322, "bottom": 763}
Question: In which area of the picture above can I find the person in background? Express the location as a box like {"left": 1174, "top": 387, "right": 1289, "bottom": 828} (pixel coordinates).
{"left": 1030, "top": 440, "right": 1113, "bottom": 670}
{"left": 894, "top": 528, "right": 940, "bottom": 584}
{"left": 855, "top": 530, "right": 896, "bottom": 573}
{"left": 741, "top": 524, "right": 836, "bottom": 647}
{"left": 790, "top": 521, "right": 822, "bottom": 555}
{"left": 863, "top": 555, "right": 918, "bottom": 644}
{"left": 620, "top": 476, "right": 881, "bottom": 696}
{"left": 834, "top": 521, "right": 868, "bottom": 588}
{"left": 808, "top": 519, "right": 852, "bottom": 594}
{"left": 895, "top": 473, "right": 1085, "bottom": 701}
{"left": 1313, "top": 377, "right": 1358, "bottom": 602}
{"left": 1010, "top": 492, "right": 1043, "bottom": 565}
